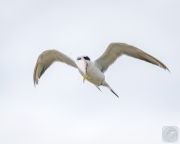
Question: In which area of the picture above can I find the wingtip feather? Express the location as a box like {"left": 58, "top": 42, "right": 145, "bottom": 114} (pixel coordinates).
{"left": 166, "top": 67, "right": 170, "bottom": 73}
{"left": 33, "top": 61, "right": 39, "bottom": 87}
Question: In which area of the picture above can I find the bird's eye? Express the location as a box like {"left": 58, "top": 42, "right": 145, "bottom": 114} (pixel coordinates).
{"left": 77, "top": 57, "right": 81, "bottom": 60}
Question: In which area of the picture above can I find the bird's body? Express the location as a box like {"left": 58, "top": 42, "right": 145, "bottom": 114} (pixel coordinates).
{"left": 77, "top": 60, "right": 105, "bottom": 85}
{"left": 33, "top": 43, "right": 169, "bottom": 98}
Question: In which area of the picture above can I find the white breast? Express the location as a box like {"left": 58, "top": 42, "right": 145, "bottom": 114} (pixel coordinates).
{"left": 85, "top": 61, "right": 105, "bottom": 85}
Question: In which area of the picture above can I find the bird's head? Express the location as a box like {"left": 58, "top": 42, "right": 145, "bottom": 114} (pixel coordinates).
{"left": 76, "top": 56, "right": 91, "bottom": 75}
{"left": 77, "top": 56, "right": 91, "bottom": 61}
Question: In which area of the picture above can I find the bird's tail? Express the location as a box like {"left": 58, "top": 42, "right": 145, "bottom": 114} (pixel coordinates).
{"left": 95, "top": 85, "right": 102, "bottom": 92}
{"left": 102, "top": 82, "right": 119, "bottom": 98}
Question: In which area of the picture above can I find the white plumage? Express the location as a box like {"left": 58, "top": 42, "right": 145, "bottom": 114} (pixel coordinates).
{"left": 33, "top": 43, "right": 169, "bottom": 98}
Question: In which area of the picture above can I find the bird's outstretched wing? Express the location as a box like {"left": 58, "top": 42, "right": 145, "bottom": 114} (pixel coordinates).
{"left": 94, "top": 43, "right": 169, "bottom": 73}
{"left": 33, "top": 50, "right": 77, "bottom": 85}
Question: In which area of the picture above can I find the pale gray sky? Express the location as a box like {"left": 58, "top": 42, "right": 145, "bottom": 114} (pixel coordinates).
{"left": 0, "top": 0, "right": 180, "bottom": 144}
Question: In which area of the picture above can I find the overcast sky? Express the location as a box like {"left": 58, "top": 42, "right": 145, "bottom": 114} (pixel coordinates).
{"left": 0, "top": 0, "right": 180, "bottom": 144}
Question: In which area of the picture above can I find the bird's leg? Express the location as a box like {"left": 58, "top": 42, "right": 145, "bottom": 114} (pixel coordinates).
{"left": 83, "top": 76, "right": 86, "bottom": 83}
{"left": 83, "top": 74, "right": 91, "bottom": 83}
{"left": 86, "top": 74, "right": 91, "bottom": 79}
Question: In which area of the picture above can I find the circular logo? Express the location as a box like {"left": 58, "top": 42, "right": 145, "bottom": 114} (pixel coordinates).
{"left": 162, "top": 126, "right": 179, "bottom": 143}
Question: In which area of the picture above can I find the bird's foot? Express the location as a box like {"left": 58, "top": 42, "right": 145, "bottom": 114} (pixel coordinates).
{"left": 83, "top": 74, "right": 91, "bottom": 83}
{"left": 86, "top": 74, "right": 91, "bottom": 79}
{"left": 83, "top": 77, "right": 86, "bottom": 83}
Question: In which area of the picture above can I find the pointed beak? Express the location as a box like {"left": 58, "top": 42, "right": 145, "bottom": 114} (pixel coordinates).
{"left": 81, "top": 59, "right": 91, "bottom": 83}
{"left": 81, "top": 58, "right": 88, "bottom": 75}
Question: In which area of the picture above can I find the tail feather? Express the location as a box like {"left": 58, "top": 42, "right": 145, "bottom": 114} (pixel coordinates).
{"left": 95, "top": 85, "right": 102, "bottom": 92}
{"left": 102, "top": 82, "right": 119, "bottom": 98}
{"left": 109, "top": 88, "right": 119, "bottom": 98}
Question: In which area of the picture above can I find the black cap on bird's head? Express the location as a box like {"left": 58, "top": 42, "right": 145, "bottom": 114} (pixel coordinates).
{"left": 83, "top": 56, "right": 90, "bottom": 60}
{"left": 77, "top": 56, "right": 91, "bottom": 61}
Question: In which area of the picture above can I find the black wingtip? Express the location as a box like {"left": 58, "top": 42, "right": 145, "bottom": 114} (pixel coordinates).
{"left": 166, "top": 68, "right": 170, "bottom": 73}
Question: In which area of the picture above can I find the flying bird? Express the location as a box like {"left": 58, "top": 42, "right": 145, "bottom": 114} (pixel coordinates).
{"left": 33, "top": 43, "right": 169, "bottom": 98}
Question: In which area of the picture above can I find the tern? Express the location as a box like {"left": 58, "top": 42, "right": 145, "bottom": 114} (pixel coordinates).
{"left": 33, "top": 43, "right": 169, "bottom": 98}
